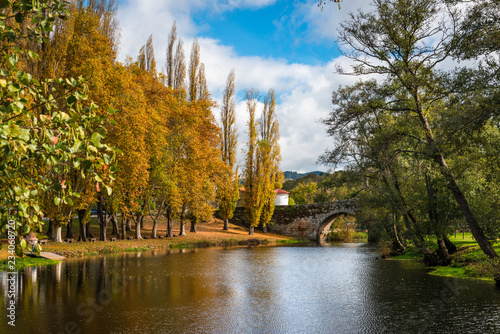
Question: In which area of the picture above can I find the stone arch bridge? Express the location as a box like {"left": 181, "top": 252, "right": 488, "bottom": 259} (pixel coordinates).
{"left": 268, "top": 199, "right": 359, "bottom": 241}
{"left": 229, "top": 199, "right": 358, "bottom": 242}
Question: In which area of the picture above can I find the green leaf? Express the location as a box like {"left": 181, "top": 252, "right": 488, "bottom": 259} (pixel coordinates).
{"left": 53, "top": 182, "right": 62, "bottom": 192}
{"left": 90, "top": 132, "right": 102, "bottom": 147}
{"left": 35, "top": 244, "right": 41, "bottom": 256}
{"left": 8, "top": 83, "right": 21, "bottom": 92}
{"left": 82, "top": 160, "right": 92, "bottom": 171}
{"left": 66, "top": 94, "right": 77, "bottom": 105}
{"left": 104, "top": 184, "right": 113, "bottom": 196}
{"left": 20, "top": 239, "right": 27, "bottom": 249}
{"left": 54, "top": 197, "right": 61, "bottom": 206}
{"left": 15, "top": 246, "right": 23, "bottom": 257}
{"left": 23, "top": 225, "right": 30, "bottom": 234}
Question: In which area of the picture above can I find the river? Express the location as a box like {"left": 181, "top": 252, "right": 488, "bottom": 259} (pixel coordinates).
{"left": 1, "top": 243, "right": 500, "bottom": 333}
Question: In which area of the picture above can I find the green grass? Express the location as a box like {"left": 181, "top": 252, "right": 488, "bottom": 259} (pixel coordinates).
{"left": 448, "top": 232, "right": 479, "bottom": 247}
{"left": 124, "top": 246, "right": 155, "bottom": 252}
{"left": 275, "top": 238, "right": 311, "bottom": 244}
{"left": 372, "top": 224, "right": 499, "bottom": 282}
{"left": 328, "top": 231, "right": 368, "bottom": 242}
{"left": 428, "top": 266, "right": 475, "bottom": 279}
{"left": 395, "top": 233, "right": 500, "bottom": 281}
{"left": 0, "top": 257, "right": 60, "bottom": 271}
{"left": 392, "top": 246, "right": 422, "bottom": 260}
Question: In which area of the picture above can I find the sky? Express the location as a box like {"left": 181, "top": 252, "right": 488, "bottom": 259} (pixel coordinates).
{"left": 116, "top": 0, "right": 371, "bottom": 173}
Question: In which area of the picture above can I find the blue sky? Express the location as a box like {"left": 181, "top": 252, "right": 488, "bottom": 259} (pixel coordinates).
{"left": 191, "top": 1, "right": 342, "bottom": 65}
{"left": 117, "top": 0, "right": 368, "bottom": 173}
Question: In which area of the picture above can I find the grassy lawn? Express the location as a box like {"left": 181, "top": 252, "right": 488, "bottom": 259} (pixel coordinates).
{"left": 389, "top": 233, "right": 500, "bottom": 282}
{"left": 0, "top": 217, "right": 301, "bottom": 271}
{"left": 400, "top": 233, "right": 500, "bottom": 281}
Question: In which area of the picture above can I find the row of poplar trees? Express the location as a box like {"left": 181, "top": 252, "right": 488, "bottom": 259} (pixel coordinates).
{"left": 319, "top": 0, "right": 500, "bottom": 275}
{"left": 0, "top": 0, "right": 281, "bottom": 253}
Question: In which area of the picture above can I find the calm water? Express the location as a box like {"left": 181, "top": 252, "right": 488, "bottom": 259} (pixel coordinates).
{"left": 1, "top": 243, "right": 500, "bottom": 334}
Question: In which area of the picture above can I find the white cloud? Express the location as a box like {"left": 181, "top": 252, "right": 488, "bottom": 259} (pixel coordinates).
{"left": 116, "top": 0, "right": 365, "bottom": 173}
{"left": 294, "top": 0, "right": 372, "bottom": 43}
{"left": 213, "top": 0, "right": 277, "bottom": 11}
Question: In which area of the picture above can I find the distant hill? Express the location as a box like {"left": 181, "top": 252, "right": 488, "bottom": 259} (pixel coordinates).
{"left": 283, "top": 171, "right": 326, "bottom": 180}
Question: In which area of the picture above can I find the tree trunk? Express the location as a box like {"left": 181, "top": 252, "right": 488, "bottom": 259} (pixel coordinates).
{"left": 179, "top": 221, "right": 186, "bottom": 236}
{"left": 445, "top": 175, "right": 498, "bottom": 258}
{"left": 165, "top": 207, "right": 174, "bottom": 237}
{"left": 126, "top": 218, "right": 132, "bottom": 232}
{"left": 443, "top": 235, "right": 457, "bottom": 254}
{"left": 436, "top": 237, "right": 451, "bottom": 265}
{"left": 52, "top": 222, "right": 63, "bottom": 243}
{"left": 249, "top": 226, "right": 254, "bottom": 235}
{"left": 263, "top": 225, "right": 268, "bottom": 234}
{"left": 135, "top": 215, "right": 143, "bottom": 240}
{"left": 65, "top": 218, "right": 73, "bottom": 239}
{"left": 140, "top": 215, "right": 144, "bottom": 229}
{"left": 111, "top": 215, "right": 118, "bottom": 235}
{"left": 86, "top": 221, "right": 94, "bottom": 239}
{"left": 223, "top": 218, "right": 229, "bottom": 231}
{"left": 190, "top": 221, "right": 197, "bottom": 233}
{"left": 111, "top": 214, "right": 119, "bottom": 238}
{"left": 179, "top": 205, "right": 186, "bottom": 236}
{"left": 45, "top": 219, "right": 53, "bottom": 238}
{"left": 97, "top": 195, "right": 107, "bottom": 242}
{"left": 78, "top": 220, "right": 87, "bottom": 242}
{"left": 77, "top": 209, "right": 87, "bottom": 242}
{"left": 416, "top": 107, "right": 498, "bottom": 259}
{"left": 121, "top": 214, "right": 126, "bottom": 240}
{"left": 151, "top": 199, "right": 166, "bottom": 239}
{"left": 392, "top": 220, "right": 405, "bottom": 252}
{"left": 151, "top": 217, "right": 158, "bottom": 239}
{"left": 99, "top": 220, "right": 107, "bottom": 241}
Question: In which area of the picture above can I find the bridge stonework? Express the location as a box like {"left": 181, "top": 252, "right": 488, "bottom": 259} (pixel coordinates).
{"left": 268, "top": 199, "right": 358, "bottom": 241}
{"left": 229, "top": 199, "right": 358, "bottom": 241}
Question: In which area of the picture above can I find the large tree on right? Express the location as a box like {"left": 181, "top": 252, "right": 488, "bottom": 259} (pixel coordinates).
{"left": 333, "top": 0, "right": 498, "bottom": 259}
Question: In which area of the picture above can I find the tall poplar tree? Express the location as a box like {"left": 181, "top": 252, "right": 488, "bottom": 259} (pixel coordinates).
{"left": 188, "top": 38, "right": 201, "bottom": 102}
{"left": 173, "top": 39, "right": 186, "bottom": 91}
{"left": 166, "top": 22, "right": 177, "bottom": 88}
{"left": 138, "top": 34, "right": 157, "bottom": 73}
{"left": 218, "top": 70, "right": 239, "bottom": 230}
{"left": 259, "top": 89, "right": 282, "bottom": 233}
{"left": 243, "top": 89, "right": 263, "bottom": 235}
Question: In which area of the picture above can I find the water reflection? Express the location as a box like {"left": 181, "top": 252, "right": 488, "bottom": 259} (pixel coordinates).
{"left": 1, "top": 244, "right": 500, "bottom": 334}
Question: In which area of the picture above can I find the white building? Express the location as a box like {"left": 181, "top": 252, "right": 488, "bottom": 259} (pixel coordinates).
{"left": 274, "top": 189, "right": 289, "bottom": 206}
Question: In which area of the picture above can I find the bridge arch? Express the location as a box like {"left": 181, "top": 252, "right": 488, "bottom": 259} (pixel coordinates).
{"left": 316, "top": 211, "right": 351, "bottom": 242}
{"left": 263, "top": 199, "right": 359, "bottom": 241}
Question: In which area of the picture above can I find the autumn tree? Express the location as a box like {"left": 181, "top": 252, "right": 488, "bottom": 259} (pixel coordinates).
{"left": 188, "top": 38, "right": 201, "bottom": 102}
{"left": 243, "top": 89, "right": 263, "bottom": 235}
{"left": 0, "top": 1, "right": 116, "bottom": 249}
{"left": 173, "top": 39, "right": 187, "bottom": 92}
{"left": 166, "top": 22, "right": 177, "bottom": 88}
{"left": 218, "top": 70, "right": 239, "bottom": 230}
{"left": 258, "top": 89, "right": 282, "bottom": 233}
{"left": 181, "top": 97, "right": 222, "bottom": 234}
{"left": 198, "top": 63, "right": 208, "bottom": 100}
{"left": 138, "top": 35, "right": 157, "bottom": 73}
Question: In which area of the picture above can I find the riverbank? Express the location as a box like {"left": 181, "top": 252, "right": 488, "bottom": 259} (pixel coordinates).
{"left": 0, "top": 219, "right": 304, "bottom": 271}
{"left": 392, "top": 233, "right": 500, "bottom": 282}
